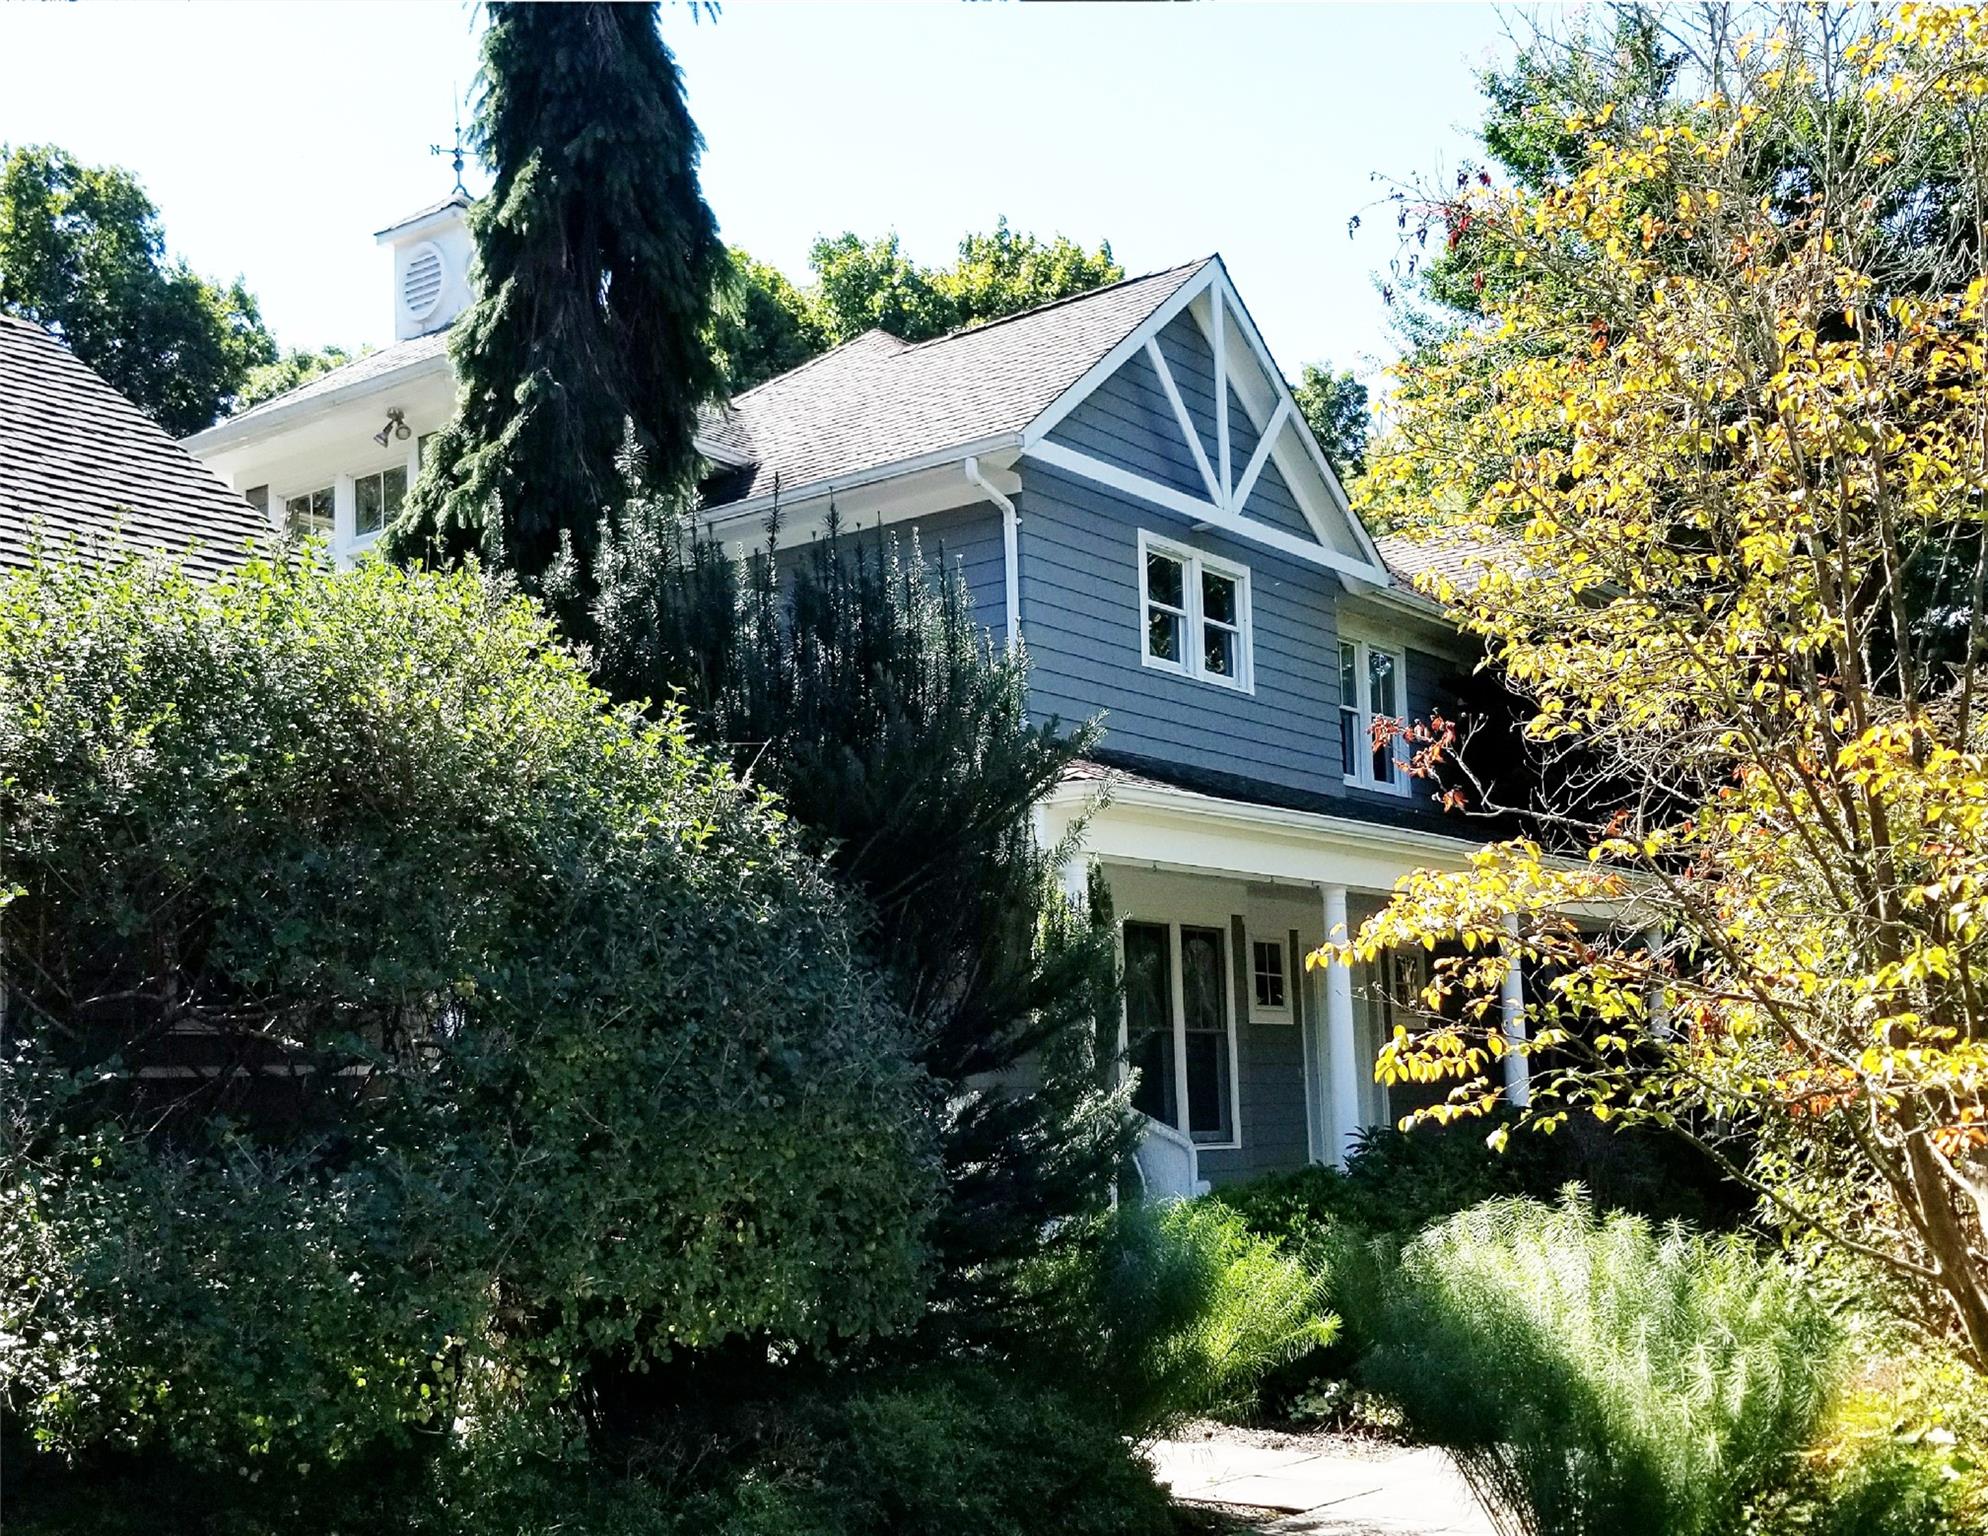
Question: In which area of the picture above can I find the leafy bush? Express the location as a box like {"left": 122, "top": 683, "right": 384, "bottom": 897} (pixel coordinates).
{"left": 1214, "top": 1116, "right": 1743, "bottom": 1255}
{"left": 1025, "top": 1197, "right": 1335, "bottom": 1438}
{"left": 1360, "top": 1194, "right": 1838, "bottom": 1536}
{"left": 0, "top": 549, "right": 936, "bottom": 1471}
{"left": 702, "top": 1366, "right": 1176, "bottom": 1536}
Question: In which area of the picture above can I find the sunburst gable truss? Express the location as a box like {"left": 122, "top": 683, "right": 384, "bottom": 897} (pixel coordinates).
{"left": 1018, "top": 258, "right": 1389, "bottom": 588}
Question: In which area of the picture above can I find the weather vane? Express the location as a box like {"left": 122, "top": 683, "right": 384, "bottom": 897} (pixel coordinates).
{"left": 430, "top": 92, "right": 467, "bottom": 197}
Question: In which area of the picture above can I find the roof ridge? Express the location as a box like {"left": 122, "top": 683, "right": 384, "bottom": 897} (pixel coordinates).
{"left": 898, "top": 255, "right": 1216, "bottom": 355}
{"left": 723, "top": 328, "right": 909, "bottom": 405}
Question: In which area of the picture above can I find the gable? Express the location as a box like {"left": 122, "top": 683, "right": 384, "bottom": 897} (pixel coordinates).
{"left": 1019, "top": 261, "right": 1388, "bottom": 586}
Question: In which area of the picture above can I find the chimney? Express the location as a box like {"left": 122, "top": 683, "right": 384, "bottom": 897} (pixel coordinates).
{"left": 374, "top": 193, "right": 475, "bottom": 341}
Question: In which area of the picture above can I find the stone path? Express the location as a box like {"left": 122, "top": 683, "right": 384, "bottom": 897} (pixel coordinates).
{"left": 1146, "top": 1427, "right": 1494, "bottom": 1535}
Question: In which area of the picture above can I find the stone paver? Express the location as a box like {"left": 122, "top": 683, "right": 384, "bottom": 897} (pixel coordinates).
{"left": 1146, "top": 1433, "right": 1493, "bottom": 1535}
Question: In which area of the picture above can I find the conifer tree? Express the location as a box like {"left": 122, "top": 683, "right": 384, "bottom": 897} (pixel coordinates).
{"left": 390, "top": 2, "right": 724, "bottom": 612}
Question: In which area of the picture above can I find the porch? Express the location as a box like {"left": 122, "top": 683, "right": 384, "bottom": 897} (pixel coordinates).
{"left": 1039, "top": 764, "right": 1529, "bottom": 1200}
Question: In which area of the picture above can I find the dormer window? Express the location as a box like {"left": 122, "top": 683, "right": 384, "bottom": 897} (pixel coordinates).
{"left": 1138, "top": 530, "right": 1253, "bottom": 692}
{"left": 1340, "top": 636, "right": 1409, "bottom": 795}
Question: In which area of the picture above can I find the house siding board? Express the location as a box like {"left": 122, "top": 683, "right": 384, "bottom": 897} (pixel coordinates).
{"left": 1240, "top": 445, "right": 1315, "bottom": 542}
{"left": 1016, "top": 461, "right": 1346, "bottom": 801}
{"left": 774, "top": 500, "right": 1008, "bottom": 635}
{"left": 1046, "top": 346, "right": 1209, "bottom": 500}
{"left": 1153, "top": 311, "right": 1222, "bottom": 473}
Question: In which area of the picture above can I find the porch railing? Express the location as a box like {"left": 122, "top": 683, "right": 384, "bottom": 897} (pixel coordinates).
{"left": 1131, "top": 1114, "right": 1207, "bottom": 1201}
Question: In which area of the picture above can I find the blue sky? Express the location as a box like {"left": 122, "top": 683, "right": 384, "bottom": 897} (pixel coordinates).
{"left": 0, "top": 2, "right": 1516, "bottom": 388}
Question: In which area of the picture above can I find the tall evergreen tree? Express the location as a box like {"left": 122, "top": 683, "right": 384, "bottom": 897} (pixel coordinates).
{"left": 389, "top": 2, "right": 724, "bottom": 611}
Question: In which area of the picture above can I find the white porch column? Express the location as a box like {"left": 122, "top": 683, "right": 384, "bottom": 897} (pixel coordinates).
{"left": 1501, "top": 912, "right": 1529, "bottom": 1108}
{"left": 1644, "top": 927, "right": 1672, "bottom": 1040}
{"left": 1321, "top": 883, "right": 1360, "bottom": 1166}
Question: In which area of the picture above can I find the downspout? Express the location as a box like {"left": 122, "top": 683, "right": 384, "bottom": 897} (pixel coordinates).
{"left": 964, "top": 455, "right": 1021, "bottom": 653}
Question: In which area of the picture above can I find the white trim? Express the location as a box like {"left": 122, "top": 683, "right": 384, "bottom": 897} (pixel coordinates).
{"left": 1137, "top": 528, "right": 1254, "bottom": 694}
{"left": 1023, "top": 262, "right": 1219, "bottom": 449}
{"left": 1027, "top": 438, "right": 1391, "bottom": 582}
{"left": 1144, "top": 338, "right": 1223, "bottom": 506}
{"left": 699, "top": 433, "right": 1025, "bottom": 530}
{"left": 1248, "top": 931, "right": 1295, "bottom": 1024}
{"left": 1338, "top": 634, "right": 1412, "bottom": 797}
{"left": 1232, "top": 397, "right": 1291, "bottom": 516}
{"left": 1213, "top": 292, "right": 1231, "bottom": 499}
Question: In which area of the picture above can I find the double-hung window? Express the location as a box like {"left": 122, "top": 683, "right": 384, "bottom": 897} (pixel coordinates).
{"left": 1122, "top": 918, "right": 1239, "bottom": 1146}
{"left": 1339, "top": 636, "right": 1409, "bottom": 794}
{"left": 1139, "top": 532, "right": 1252, "bottom": 691}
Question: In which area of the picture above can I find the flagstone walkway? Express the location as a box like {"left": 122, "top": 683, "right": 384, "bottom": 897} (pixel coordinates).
{"left": 1147, "top": 1426, "right": 1494, "bottom": 1535}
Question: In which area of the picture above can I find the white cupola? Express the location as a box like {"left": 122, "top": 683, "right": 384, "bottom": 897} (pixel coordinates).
{"left": 374, "top": 193, "right": 475, "bottom": 341}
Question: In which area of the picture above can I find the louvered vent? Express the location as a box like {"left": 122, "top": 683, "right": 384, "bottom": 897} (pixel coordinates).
{"left": 402, "top": 243, "right": 446, "bottom": 322}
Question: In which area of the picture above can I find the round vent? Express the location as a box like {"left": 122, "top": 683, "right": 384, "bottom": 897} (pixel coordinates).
{"left": 401, "top": 241, "right": 447, "bottom": 322}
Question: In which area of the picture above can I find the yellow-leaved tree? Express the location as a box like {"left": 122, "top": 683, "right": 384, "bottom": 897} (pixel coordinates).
{"left": 1350, "top": 3, "right": 1988, "bottom": 1366}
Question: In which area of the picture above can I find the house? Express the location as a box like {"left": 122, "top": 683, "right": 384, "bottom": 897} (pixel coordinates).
{"left": 180, "top": 199, "right": 1532, "bottom": 1199}
{"left": 0, "top": 314, "right": 266, "bottom": 577}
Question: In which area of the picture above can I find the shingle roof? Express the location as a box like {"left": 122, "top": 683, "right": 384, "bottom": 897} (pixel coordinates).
{"left": 210, "top": 329, "right": 452, "bottom": 432}
{"left": 1373, "top": 527, "right": 1515, "bottom": 592}
{"left": 0, "top": 316, "right": 267, "bottom": 578}
{"left": 698, "top": 259, "right": 1213, "bottom": 505}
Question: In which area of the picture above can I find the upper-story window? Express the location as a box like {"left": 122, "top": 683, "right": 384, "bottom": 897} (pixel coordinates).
{"left": 1138, "top": 530, "right": 1253, "bottom": 692}
{"left": 1340, "top": 636, "right": 1409, "bottom": 795}
{"left": 283, "top": 486, "right": 334, "bottom": 540}
{"left": 354, "top": 465, "right": 408, "bottom": 539}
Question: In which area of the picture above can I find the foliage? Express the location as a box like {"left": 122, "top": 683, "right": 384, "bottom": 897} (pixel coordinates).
{"left": 1024, "top": 1197, "right": 1335, "bottom": 1439}
{"left": 711, "top": 248, "right": 826, "bottom": 391}
{"left": 1361, "top": 1194, "right": 1839, "bottom": 1536}
{"left": 237, "top": 342, "right": 368, "bottom": 410}
{"left": 1348, "top": 2, "right": 1988, "bottom": 1366}
{"left": 0, "top": 143, "right": 276, "bottom": 435}
{"left": 595, "top": 503, "right": 1139, "bottom": 1342}
{"left": 390, "top": 2, "right": 726, "bottom": 613}
{"left": 715, "top": 219, "right": 1124, "bottom": 385}
{"left": 696, "top": 1366, "right": 1178, "bottom": 1536}
{"left": 0, "top": 547, "right": 935, "bottom": 1472}
{"left": 1290, "top": 361, "right": 1369, "bottom": 480}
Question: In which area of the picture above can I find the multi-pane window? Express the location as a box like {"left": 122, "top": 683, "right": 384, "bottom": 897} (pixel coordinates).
{"left": 1339, "top": 637, "right": 1409, "bottom": 794}
{"left": 354, "top": 465, "right": 408, "bottom": 538}
{"left": 283, "top": 486, "right": 334, "bottom": 540}
{"left": 1138, "top": 532, "right": 1252, "bottom": 691}
{"left": 1251, "top": 937, "right": 1290, "bottom": 1020}
{"left": 1122, "top": 918, "right": 1238, "bottom": 1147}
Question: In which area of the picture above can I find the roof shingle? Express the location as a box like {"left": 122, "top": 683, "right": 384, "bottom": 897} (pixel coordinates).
{"left": 698, "top": 259, "right": 1212, "bottom": 505}
{"left": 0, "top": 316, "right": 268, "bottom": 578}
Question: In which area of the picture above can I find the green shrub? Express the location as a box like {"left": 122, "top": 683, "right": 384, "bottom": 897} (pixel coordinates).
{"left": 1026, "top": 1197, "right": 1335, "bottom": 1437}
{"left": 1360, "top": 1193, "right": 1839, "bottom": 1536}
{"left": 701, "top": 1366, "right": 1175, "bottom": 1536}
{"left": 0, "top": 549, "right": 937, "bottom": 1471}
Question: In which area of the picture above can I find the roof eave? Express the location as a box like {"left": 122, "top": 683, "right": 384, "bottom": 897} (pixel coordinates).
{"left": 180, "top": 350, "right": 455, "bottom": 454}
{"left": 699, "top": 431, "right": 1026, "bottom": 529}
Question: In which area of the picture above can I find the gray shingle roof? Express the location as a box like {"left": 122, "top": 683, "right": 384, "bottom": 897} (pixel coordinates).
{"left": 211, "top": 330, "right": 452, "bottom": 432}
{"left": 698, "top": 259, "right": 1213, "bottom": 506}
{"left": 1374, "top": 527, "right": 1515, "bottom": 592}
{"left": 0, "top": 316, "right": 267, "bottom": 578}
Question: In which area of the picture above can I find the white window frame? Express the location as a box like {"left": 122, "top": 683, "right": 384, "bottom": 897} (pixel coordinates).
{"left": 1248, "top": 932, "right": 1293, "bottom": 1024}
{"left": 351, "top": 462, "right": 410, "bottom": 545}
{"left": 1137, "top": 529, "right": 1254, "bottom": 693}
{"left": 1339, "top": 633, "right": 1411, "bottom": 796}
{"left": 1117, "top": 913, "right": 1244, "bottom": 1151}
{"left": 278, "top": 482, "right": 336, "bottom": 542}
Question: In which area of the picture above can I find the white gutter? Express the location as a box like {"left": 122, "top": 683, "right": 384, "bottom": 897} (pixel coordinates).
{"left": 700, "top": 431, "right": 1026, "bottom": 530}
{"left": 964, "top": 454, "right": 1021, "bottom": 652}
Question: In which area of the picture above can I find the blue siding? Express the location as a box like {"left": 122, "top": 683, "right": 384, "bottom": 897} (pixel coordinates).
{"left": 779, "top": 501, "right": 1009, "bottom": 640}
{"left": 1047, "top": 346, "right": 1208, "bottom": 499}
{"left": 1198, "top": 915, "right": 1312, "bottom": 1185}
{"left": 1017, "top": 460, "right": 1347, "bottom": 801}
{"left": 1153, "top": 311, "right": 1222, "bottom": 473}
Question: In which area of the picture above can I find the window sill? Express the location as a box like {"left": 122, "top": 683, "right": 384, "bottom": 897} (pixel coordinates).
{"left": 1343, "top": 773, "right": 1412, "bottom": 799}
